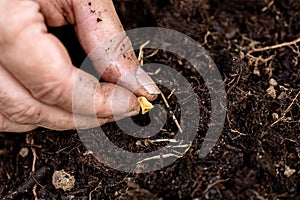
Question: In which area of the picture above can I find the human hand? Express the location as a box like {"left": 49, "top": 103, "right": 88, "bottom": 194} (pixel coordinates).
{"left": 0, "top": 0, "right": 160, "bottom": 132}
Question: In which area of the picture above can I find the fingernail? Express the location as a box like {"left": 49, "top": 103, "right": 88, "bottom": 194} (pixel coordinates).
{"left": 136, "top": 67, "right": 161, "bottom": 95}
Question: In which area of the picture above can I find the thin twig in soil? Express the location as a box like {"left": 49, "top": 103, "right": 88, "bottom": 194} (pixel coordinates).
{"left": 166, "top": 143, "right": 192, "bottom": 157}
{"left": 200, "top": 31, "right": 211, "bottom": 46}
{"left": 246, "top": 38, "right": 300, "bottom": 77}
{"left": 144, "top": 49, "right": 159, "bottom": 59}
{"left": 28, "top": 133, "right": 39, "bottom": 200}
{"left": 231, "top": 129, "right": 246, "bottom": 136}
{"left": 31, "top": 147, "right": 37, "bottom": 174}
{"left": 138, "top": 40, "right": 150, "bottom": 66}
{"left": 136, "top": 153, "right": 181, "bottom": 164}
{"left": 248, "top": 54, "right": 275, "bottom": 64}
{"left": 261, "top": 0, "right": 274, "bottom": 12}
{"left": 148, "top": 138, "right": 178, "bottom": 143}
{"left": 161, "top": 92, "right": 183, "bottom": 133}
{"left": 288, "top": 44, "right": 300, "bottom": 56}
{"left": 31, "top": 148, "right": 38, "bottom": 200}
{"left": 247, "top": 37, "right": 300, "bottom": 55}
{"left": 32, "top": 185, "right": 38, "bottom": 200}
{"left": 271, "top": 91, "right": 300, "bottom": 127}
{"left": 166, "top": 144, "right": 190, "bottom": 148}
{"left": 191, "top": 173, "right": 203, "bottom": 196}
{"left": 89, "top": 181, "right": 102, "bottom": 200}
{"left": 167, "top": 89, "right": 175, "bottom": 99}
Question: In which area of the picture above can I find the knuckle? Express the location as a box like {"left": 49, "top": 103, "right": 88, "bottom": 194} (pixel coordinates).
{"left": 9, "top": 101, "right": 41, "bottom": 124}
{"left": 30, "top": 81, "right": 65, "bottom": 106}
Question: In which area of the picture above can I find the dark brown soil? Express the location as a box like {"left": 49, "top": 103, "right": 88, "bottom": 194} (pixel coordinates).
{"left": 1, "top": 0, "right": 299, "bottom": 199}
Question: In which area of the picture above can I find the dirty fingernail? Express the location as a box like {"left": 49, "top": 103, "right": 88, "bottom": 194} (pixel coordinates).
{"left": 136, "top": 67, "right": 160, "bottom": 95}
{"left": 144, "top": 84, "right": 161, "bottom": 95}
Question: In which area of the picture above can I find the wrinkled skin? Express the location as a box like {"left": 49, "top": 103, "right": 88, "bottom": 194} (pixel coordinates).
{"left": 0, "top": 0, "right": 160, "bottom": 132}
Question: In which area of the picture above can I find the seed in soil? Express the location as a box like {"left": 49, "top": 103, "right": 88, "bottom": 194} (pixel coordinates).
{"left": 138, "top": 96, "right": 154, "bottom": 114}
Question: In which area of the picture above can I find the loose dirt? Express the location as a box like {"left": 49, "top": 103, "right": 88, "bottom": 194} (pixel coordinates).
{"left": 1, "top": 0, "right": 299, "bottom": 199}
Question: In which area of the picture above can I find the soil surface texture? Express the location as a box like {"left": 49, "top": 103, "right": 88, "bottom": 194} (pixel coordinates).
{"left": 1, "top": 0, "right": 299, "bottom": 199}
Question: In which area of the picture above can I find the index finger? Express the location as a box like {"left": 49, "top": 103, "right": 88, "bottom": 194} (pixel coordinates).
{"left": 71, "top": 0, "right": 161, "bottom": 100}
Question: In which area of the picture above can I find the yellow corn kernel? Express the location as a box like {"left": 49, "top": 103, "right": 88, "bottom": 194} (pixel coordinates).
{"left": 138, "top": 97, "right": 154, "bottom": 114}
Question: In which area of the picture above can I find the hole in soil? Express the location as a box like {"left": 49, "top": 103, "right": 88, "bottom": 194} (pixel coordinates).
{"left": 131, "top": 112, "right": 151, "bottom": 127}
